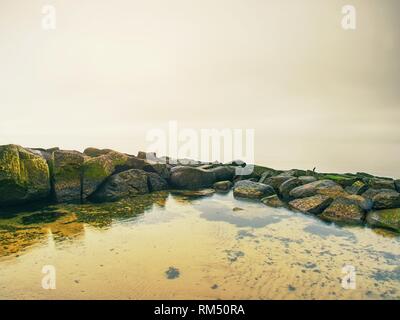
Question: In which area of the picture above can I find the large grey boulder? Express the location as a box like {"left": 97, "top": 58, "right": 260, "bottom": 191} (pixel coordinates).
{"left": 264, "top": 175, "right": 294, "bottom": 191}
{"left": 369, "top": 178, "right": 396, "bottom": 190}
{"left": 208, "top": 166, "right": 236, "bottom": 181}
{"left": 279, "top": 177, "right": 302, "bottom": 200}
{"left": 169, "top": 166, "right": 216, "bottom": 190}
{"left": 0, "top": 145, "right": 51, "bottom": 206}
{"left": 233, "top": 180, "right": 275, "bottom": 199}
{"left": 289, "top": 180, "right": 343, "bottom": 199}
{"left": 372, "top": 190, "right": 400, "bottom": 210}
{"left": 91, "top": 169, "right": 149, "bottom": 202}
{"left": 147, "top": 172, "right": 168, "bottom": 191}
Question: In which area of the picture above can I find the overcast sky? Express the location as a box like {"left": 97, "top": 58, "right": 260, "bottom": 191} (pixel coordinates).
{"left": 0, "top": 0, "right": 399, "bottom": 176}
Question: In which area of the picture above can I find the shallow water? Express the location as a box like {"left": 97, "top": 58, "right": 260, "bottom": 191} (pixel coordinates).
{"left": 0, "top": 191, "right": 399, "bottom": 300}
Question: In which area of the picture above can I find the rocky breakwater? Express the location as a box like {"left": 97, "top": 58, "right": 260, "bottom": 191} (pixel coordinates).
{"left": 1, "top": 144, "right": 400, "bottom": 234}
{"left": 232, "top": 168, "right": 400, "bottom": 233}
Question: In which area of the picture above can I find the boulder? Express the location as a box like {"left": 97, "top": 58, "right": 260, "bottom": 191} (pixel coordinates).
{"left": 298, "top": 176, "right": 317, "bottom": 185}
{"left": 147, "top": 172, "right": 168, "bottom": 191}
{"left": 82, "top": 151, "right": 129, "bottom": 198}
{"left": 208, "top": 166, "right": 236, "bottom": 181}
{"left": 289, "top": 195, "right": 333, "bottom": 215}
{"left": 264, "top": 175, "right": 294, "bottom": 191}
{"left": 118, "top": 156, "right": 147, "bottom": 171}
{"left": 213, "top": 181, "right": 233, "bottom": 192}
{"left": 91, "top": 169, "right": 149, "bottom": 202}
{"left": 53, "top": 150, "right": 86, "bottom": 202}
{"left": 83, "top": 147, "right": 114, "bottom": 157}
{"left": 261, "top": 195, "right": 285, "bottom": 208}
{"left": 0, "top": 145, "right": 50, "bottom": 206}
{"left": 395, "top": 180, "right": 400, "bottom": 193}
{"left": 362, "top": 188, "right": 391, "bottom": 200}
{"left": 143, "top": 161, "right": 170, "bottom": 179}
{"left": 369, "top": 178, "right": 396, "bottom": 190}
{"left": 233, "top": 180, "right": 275, "bottom": 199}
{"left": 320, "top": 195, "right": 368, "bottom": 224}
{"left": 366, "top": 209, "right": 400, "bottom": 233}
{"left": 372, "top": 190, "right": 400, "bottom": 210}
{"left": 345, "top": 180, "right": 368, "bottom": 195}
{"left": 346, "top": 194, "right": 373, "bottom": 211}
{"left": 169, "top": 166, "right": 216, "bottom": 190}
{"left": 279, "top": 177, "right": 302, "bottom": 200}
{"left": 115, "top": 156, "right": 170, "bottom": 179}
{"left": 289, "top": 180, "right": 343, "bottom": 199}
{"left": 258, "top": 169, "right": 279, "bottom": 184}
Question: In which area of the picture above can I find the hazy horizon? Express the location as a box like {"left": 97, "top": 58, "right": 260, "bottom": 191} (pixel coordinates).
{"left": 1, "top": 0, "right": 399, "bottom": 177}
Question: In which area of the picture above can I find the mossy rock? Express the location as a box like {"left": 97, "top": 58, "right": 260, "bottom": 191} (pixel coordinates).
{"left": 367, "top": 209, "right": 400, "bottom": 233}
{"left": 261, "top": 195, "right": 285, "bottom": 208}
{"left": 289, "top": 195, "right": 333, "bottom": 215}
{"left": 0, "top": 145, "right": 50, "bottom": 206}
{"left": 345, "top": 180, "right": 368, "bottom": 195}
{"left": 82, "top": 151, "right": 129, "bottom": 198}
{"left": 52, "top": 150, "right": 86, "bottom": 202}
{"left": 320, "top": 195, "right": 367, "bottom": 224}
{"left": 83, "top": 147, "right": 114, "bottom": 157}
{"left": 320, "top": 174, "right": 359, "bottom": 187}
{"left": 233, "top": 180, "right": 276, "bottom": 200}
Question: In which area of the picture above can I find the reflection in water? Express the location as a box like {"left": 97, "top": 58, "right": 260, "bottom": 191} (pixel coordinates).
{"left": 0, "top": 192, "right": 169, "bottom": 257}
{"left": 0, "top": 191, "right": 399, "bottom": 300}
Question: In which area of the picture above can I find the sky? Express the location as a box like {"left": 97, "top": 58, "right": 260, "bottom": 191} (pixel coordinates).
{"left": 0, "top": 0, "right": 399, "bottom": 177}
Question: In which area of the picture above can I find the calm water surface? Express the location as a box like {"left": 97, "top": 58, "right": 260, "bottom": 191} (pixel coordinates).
{"left": 0, "top": 191, "right": 399, "bottom": 300}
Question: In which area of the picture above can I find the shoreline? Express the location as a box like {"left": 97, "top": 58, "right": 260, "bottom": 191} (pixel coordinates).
{"left": 1, "top": 144, "right": 400, "bottom": 233}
